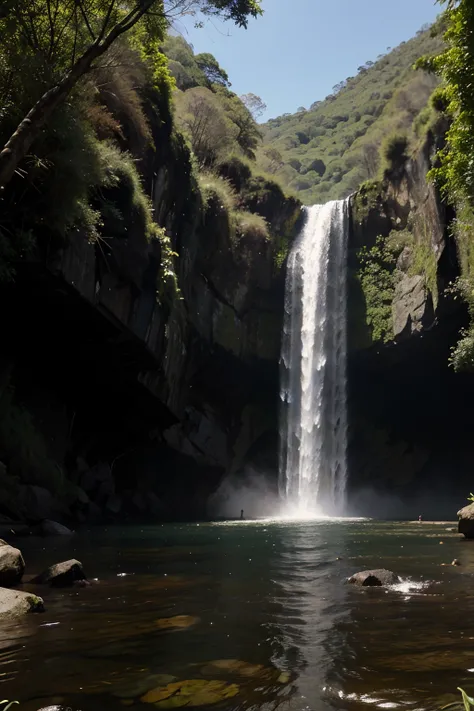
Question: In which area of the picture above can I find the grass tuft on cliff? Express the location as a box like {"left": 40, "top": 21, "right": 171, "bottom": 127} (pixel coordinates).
{"left": 198, "top": 172, "right": 238, "bottom": 213}
{"left": 231, "top": 210, "right": 269, "bottom": 243}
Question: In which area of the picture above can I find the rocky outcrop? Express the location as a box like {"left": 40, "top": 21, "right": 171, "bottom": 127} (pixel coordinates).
{"left": 31, "top": 559, "right": 86, "bottom": 587}
{"left": 0, "top": 540, "right": 25, "bottom": 587}
{"left": 458, "top": 504, "right": 474, "bottom": 539}
{"left": 350, "top": 122, "right": 454, "bottom": 350}
{"left": 39, "top": 520, "right": 74, "bottom": 537}
{"left": 346, "top": 123, "right": 474, "bottom": 514}
{"left": 348, "top": 569, "right": 400, "bottom": 587}
{"left": 0, "top": 588, "right": 44, "bottom": 618}
{"left": 392, "top": 274, "right": 435, "bottom": 339}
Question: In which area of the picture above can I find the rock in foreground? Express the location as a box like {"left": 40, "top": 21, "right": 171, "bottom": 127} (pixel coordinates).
{"left": 458, "top": 503, "right": 474, "bottom": 539}
{"left": 0, "top": 588, "right": 44, "bottom": 618}
{"left": 348, "top": 569, "right": 400, "bottom": 587}
{"left": 0, "top": 539, "right": 25, "bottom": 587}
{"left": 31, "top": 559, "right": 86, "bottom": 587}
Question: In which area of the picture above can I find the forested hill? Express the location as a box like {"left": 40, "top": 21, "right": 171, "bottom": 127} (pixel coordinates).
{"left": 257, "top": 26, "right": 443, "bottom": 205}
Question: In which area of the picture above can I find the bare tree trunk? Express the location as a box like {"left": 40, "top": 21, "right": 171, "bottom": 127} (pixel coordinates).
{"left": 0, "top": 0, "right": 155, "bottom": 190}
{"left": 0, "top": 50, "right": 96, "bottom": 188}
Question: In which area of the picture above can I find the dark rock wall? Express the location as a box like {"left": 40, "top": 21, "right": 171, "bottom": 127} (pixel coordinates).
{"left": 0, "top": 99, "right": 301, "bottom": 522}
{"left": 347, "top": 128, "right": 474, "bottom": 517}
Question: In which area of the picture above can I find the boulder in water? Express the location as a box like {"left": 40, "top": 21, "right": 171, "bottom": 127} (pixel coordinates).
{"left": 0, "top": 587, "right": 44, "bottom": 618}
{"left": 458, "top": 503, "right": 474, "bottom": 539}
{"left": 0, "top": 539, "right": 25, "bottom": 587}
{"left": 31, "top": 559, "right": 86, "bottom": 587}
{"left": 348, "top": 569, "right": 400, "bottom": 587}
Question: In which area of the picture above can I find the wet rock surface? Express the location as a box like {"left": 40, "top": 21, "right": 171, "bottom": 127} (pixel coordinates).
{"left": 0, "top": 587, "right": 44, "bottom": 617}
{"left": 0, "top": 539, "right": 25, "bottom": 587}
{"left": 348, "top": 569, "right": 401, "bottom": 587}
{"left": 31, "top": 559, "right": 86, "bottom": 587}
{"left": 458, "top": 503, "right": 474, "bottom": 539}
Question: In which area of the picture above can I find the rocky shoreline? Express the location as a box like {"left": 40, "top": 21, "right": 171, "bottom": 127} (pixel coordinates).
{"left": 0, "top": 537, "right": 89, "bottom": 619}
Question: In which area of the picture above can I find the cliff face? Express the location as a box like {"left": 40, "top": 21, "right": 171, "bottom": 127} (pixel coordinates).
{"left": 3, "top": 95, "right": 470, "bottom": 524}
{"left": 347, "top": 127, "right": 474, "bottom": 516}
{"left": 0, "top": 100, "right": 301, "bottom": 523}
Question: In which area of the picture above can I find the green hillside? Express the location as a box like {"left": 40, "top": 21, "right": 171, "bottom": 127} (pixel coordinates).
{"left": 258, "top": 27, "right": 443, "bottom": 205}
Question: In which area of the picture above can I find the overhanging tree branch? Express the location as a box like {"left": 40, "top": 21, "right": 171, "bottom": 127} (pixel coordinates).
{"left": 0, "top": 0, "right": 262, "bottom": 190}
{"left": 0, "top": 0, "right": 156, "bottom": 190}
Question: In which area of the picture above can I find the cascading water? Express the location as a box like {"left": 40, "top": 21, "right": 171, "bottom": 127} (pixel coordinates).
{"left": 279, "top": 199, "right": 350, "bottom": 517}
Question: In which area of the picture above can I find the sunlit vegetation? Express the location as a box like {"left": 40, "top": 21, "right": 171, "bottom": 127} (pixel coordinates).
{"left": 258, "top": 27, "right": 443, "bottom": 204}
{"left": 164, "top": 34, "right": 300, "bottom": 264}
{"left": 416, "top": 1, "right": 474, "bottom": 371}
{"left": 0, "top": 0, "right": 262, "bottom": 283}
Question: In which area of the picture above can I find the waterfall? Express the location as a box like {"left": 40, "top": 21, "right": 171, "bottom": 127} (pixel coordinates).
{"left": 279, "top": 199, "right": 349, "bottom": 516}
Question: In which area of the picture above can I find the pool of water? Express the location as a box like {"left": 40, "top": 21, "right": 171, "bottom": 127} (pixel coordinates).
{"left": 0, "top": 519, "right": 472, "bottom": 711}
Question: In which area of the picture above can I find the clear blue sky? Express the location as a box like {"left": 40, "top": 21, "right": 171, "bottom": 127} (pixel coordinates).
{"left": 173, "top": 0, "right": 441, "bottom": 122}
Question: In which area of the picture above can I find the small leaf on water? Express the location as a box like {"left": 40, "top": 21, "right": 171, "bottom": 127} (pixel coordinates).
{"left": 458, "top": 688, "right": 474, "bottom": 711}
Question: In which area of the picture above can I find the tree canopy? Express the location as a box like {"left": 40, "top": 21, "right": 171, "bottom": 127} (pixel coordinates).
{"left": 0, "top": 0, "right": 262, "bottom": 189}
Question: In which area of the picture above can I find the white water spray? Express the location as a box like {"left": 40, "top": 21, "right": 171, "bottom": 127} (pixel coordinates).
{"left": 279, "top": 200, "right": 350, "bottom": 517}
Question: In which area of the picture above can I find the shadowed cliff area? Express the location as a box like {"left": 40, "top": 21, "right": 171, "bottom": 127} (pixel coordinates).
{"left": 347, "top": 124, "right": 474, "bottom": 518}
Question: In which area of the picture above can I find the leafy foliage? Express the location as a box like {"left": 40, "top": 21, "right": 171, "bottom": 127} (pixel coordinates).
{"left": 447, "top": 275, "right": 474, "bottom": 371}
{"left": 175, "top": 87, "right": 238, "bottom": 166}
{"left": 381, "top": 132, "right": 409, "bottom": 176}
{"left": 357, "top": 236, "right": 398, "bottom": 343}
{"left": 417, "top": 2, "right": 474, "bottom": 370}
{"left": 195, "top": 52, "right": 230, "bottom": 87}
{"left": 441, "top": 688, "right": 474, "bottom": 711}
{"left": 165, "top": 37, "right": 262, "bottom": 160}
{"left": 417, "top": 1, "right": 474, "bottom": 202}
{"left": 259, "top": 27, "right": 442, "bottom": 204}
{"left": 0, "top": 0, "right": 263, "bottom": 191}
{"left": 352, "top": 179, "right": 383, "bottom": 224}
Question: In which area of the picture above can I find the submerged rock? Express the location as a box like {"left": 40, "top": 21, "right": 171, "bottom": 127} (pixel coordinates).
{"left": 201, "top": 659, "right": 266, "bottom": 678}
{"left": 0, "top": 539, "right": 25, "bottom": 587}
{"left": 40, "top": 520, "right": 74, "bottom": 536}
{"left": 141, "top": 679, "right": 239, "bottom": 708}
{"left": 0, "top": 587, "right": 44, "bottom": 617}
{"left": 348, "top": 569, "right": 400, "bottom": 587}
{"left": 458, "top": 503, "right": 474, "bottom": 539}
{"left": 31, "top": 559, "right": 86, "bottom": 587}
{"left": 155, "top": 615, "right": 199, "bottom": 631}
{"left": 113, "top": 674, "right": 177, "bottom": 699}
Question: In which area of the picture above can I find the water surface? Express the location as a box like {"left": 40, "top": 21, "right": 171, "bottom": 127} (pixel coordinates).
{"left": 1, "top": 519, "right": 471, "bottom": 711}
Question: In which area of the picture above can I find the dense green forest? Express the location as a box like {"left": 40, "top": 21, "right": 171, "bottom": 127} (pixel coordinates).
{"left": 0, "top": 0, "right": 269, "bottom": 284}
{"left": 258, "top": 27, "right": 443, "bottom": 204}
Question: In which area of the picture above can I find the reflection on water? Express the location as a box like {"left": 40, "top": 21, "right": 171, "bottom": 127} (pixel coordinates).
{"left": 0, "top": 520, "right": 472, "bottom": 711}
